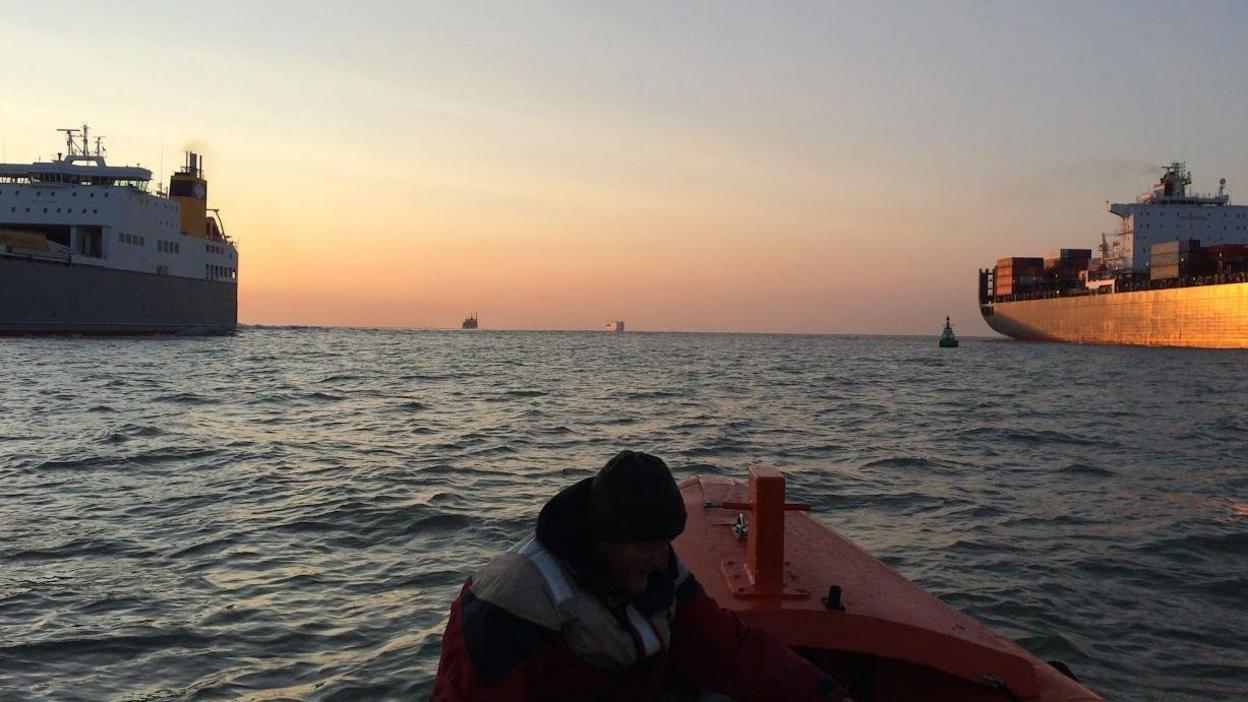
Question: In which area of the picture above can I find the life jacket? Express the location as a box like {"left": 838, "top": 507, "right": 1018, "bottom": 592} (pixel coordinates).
{"left": 467, "top": 534, "right": 693, "bottom": 673}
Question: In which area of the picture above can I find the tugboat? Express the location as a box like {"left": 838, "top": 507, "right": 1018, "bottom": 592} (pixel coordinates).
{"left": 674, "top": 469, "right": 1102, "bottom": 701}
{"left": 939, "top": 316, "right": 959, "bottom": 347}
{"left": 461, "top": 312, "right": 478, "bottom": 330}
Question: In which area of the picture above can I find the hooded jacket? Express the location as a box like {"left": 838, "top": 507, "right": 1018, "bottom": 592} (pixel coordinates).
{"left": 430, "top": 477, "right": 849, "bottom": 701}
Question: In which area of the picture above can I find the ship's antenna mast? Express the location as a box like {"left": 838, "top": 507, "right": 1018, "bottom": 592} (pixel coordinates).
{"left": 57, "top": 126, "right": 82, "bottom": 158}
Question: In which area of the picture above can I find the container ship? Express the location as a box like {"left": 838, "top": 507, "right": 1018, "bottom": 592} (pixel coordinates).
{"left": 0, "top": 126, "right": 237, "bottom": 335}
{"left": 979, "top": 162, "right": 1248, "bottom": 348}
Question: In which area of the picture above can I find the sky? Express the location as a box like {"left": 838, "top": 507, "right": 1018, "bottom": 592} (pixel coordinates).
{"left": 4, "top": 1, "right": 1248, "bottom": 333}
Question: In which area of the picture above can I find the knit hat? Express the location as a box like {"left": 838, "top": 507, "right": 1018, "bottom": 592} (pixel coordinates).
{"left": 589, "top": 451, "right": 687, "bottom": 542}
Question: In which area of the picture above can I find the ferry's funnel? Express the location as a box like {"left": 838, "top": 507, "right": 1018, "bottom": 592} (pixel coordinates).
{"left": 170, "top": 152, "right": 208, "bottom": 239}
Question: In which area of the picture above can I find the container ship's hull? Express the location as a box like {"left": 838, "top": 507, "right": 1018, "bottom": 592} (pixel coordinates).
{"left": 0, "top": 256, "right": 236, "bottom": 335}
{"left": 981, "top": 282, "right": 1248, "bottom": 348}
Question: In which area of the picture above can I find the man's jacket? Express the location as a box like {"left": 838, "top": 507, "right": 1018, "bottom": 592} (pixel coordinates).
{"left": 431, "top": 477, "right": 849, "bottom": 701}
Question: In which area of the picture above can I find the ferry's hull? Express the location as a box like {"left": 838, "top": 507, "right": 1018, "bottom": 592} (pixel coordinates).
{"left": 981, "top": 282, "right": 1248, "bottom": 348}
{"left": 0, "top": 256, "right": 236, "bottom": 335}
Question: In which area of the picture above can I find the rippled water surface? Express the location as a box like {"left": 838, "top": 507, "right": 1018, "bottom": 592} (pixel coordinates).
{"left": 2, "top": 328, "right": 1245, "bottom": 701}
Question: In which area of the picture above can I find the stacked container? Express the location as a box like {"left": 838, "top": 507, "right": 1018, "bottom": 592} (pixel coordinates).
{"left": 1150, "top": 239, "right": 1200, "bottom": 281}
{"left": 1202, "top": 244, "right": 1248, "bottom": 275}
{"left": 995, "top": 257, "right": 1044, "bottom": 296}
{"left": 1043, "top": 249, "right": 1093, "bottom": 284}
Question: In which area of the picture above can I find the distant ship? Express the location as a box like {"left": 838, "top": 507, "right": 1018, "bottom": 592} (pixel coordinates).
{"left": 605, "top": 320, "right": 625, "bottom": 333}
{"left": 938, "top": 316, "right": 959, "bottom": 348}
{"left": 0, "top": 125, "right": 237, "bottom": 335}
{"left": 979, "top": 162, "right": 1248, "bottom": 348}
{"left": 461, "top": 312, "right": 478, "bottom": 329}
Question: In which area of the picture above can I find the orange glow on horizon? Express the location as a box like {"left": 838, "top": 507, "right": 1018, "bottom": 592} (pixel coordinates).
{"left": 7, "top": 4, "right": 1247, "bottom": 334}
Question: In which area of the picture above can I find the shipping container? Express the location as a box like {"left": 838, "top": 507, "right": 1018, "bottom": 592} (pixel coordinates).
{"left": 1203, "top": 244, "right": 1248, "bottom": 258}
{"left": 1151, "top": 239, "right": 1200, "bottom": 256}
{"left": 996, "top": 256, "right": 1044, "bottom": 269}
{"left": 1045, "top": 248, "right": 1092, "bottom": 260}
{"left": 1203, "top": 245, "right": 1248, "bottom": 273}
{"left": 1151, "top": 264, "right": 1181, "bottom": 281}
{"left": 1045, "top": 258, "right": 1090, "bottom": 272}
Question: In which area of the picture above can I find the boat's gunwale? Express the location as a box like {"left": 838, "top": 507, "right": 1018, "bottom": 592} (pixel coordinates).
{"left": 674, "top": 473, "right": 1102, "bottom": 701}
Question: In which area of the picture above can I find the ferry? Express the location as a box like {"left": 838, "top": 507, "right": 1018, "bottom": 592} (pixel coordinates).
{"left": 0, "top": 125, "right": 237, "bottom": 335}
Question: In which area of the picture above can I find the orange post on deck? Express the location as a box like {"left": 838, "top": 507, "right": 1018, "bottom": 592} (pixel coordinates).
{"left": 713, "top": 468, "right": 811, "bottom": 599}
{"left": 746, "top": 467, "right": 786, "bottom": 591}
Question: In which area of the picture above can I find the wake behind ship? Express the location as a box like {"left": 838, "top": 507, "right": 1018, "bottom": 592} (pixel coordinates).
{"left": 0, "top": 126, "right": 237, "bottom": 335}
{"left": 979, "top": 162, "right": 1248, "bottom": 348}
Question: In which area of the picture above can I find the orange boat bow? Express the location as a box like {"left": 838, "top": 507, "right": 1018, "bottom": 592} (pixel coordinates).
{"left": 673, "top": 469, "right": 1103, "bottom": 702}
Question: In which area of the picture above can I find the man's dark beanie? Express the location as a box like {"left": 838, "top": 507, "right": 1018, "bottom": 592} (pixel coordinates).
{"left": 590, "top": 451, "right": 687, "bottom": 542}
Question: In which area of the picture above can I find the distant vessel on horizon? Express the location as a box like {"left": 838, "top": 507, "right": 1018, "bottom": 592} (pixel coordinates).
{"left": 605, "top": 320, "right": 625, "bottom": 333}
{"left": 461, "top": 312, "right": 478, "bottom": 330}
{"left": 0, "top": 125, "right": 237, "bottom": 335}
{"left": 980, "top": 162, "right": 1248, "bottom": 348}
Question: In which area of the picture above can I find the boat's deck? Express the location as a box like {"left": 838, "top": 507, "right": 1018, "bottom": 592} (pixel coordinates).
{"left": 673, "top": 471, "right": 1101, "bottom": 702}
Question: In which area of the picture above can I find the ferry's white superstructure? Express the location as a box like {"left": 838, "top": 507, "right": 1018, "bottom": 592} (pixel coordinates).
{"left": 0, "top": 126, "right": 237, "bottom": 334}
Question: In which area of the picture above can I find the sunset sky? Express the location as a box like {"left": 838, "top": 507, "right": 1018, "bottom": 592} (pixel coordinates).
{"left": 4, "top": 2, "right": 1248, "bottom": 333}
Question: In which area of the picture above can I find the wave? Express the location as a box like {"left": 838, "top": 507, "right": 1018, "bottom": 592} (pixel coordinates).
{"left": 154, "top": 392, "right": 218, "bottom": 405}
{"left": 956, "top": 426, "right": 1101, "bottom": 447}
{"left": 1056, "top": 463, "right": 1117, "bottom": 478}
{"left": 862, "top": 456, "right": 942, "bottom": 470}
{"left": 1, "top": 629, "right": 213, "bottom": 657}
{"left": 1151, "top": 532, "right": 1248, "bottom": 557}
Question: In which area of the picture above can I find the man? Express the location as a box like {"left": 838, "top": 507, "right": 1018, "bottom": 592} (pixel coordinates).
{"left": 431, "top": 451, "right": 851, "bottom": 701}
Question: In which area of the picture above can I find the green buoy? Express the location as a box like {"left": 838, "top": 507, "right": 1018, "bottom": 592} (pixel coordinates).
{"left": 939, "top": 315, "right": 959, "bottom": 348}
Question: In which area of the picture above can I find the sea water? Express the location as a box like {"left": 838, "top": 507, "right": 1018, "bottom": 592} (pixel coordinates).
{"left": 1, "top": 328, "right": 1245, "bottom": 701}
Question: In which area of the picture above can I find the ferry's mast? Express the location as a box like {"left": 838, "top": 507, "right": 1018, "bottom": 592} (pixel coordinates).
{"left": 54, "top": 124, "right": 103, "bottom": 160}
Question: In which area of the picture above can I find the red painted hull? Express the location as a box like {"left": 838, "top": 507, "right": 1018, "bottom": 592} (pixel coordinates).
{"left": 673, "top": 473, "right": 1102, "bottom": 701}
